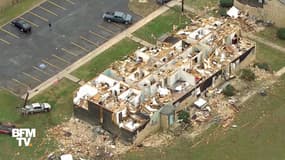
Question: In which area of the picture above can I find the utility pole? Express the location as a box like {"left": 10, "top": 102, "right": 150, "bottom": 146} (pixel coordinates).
{"left": 181, "top": 0, "right": 184, "bottom": 13}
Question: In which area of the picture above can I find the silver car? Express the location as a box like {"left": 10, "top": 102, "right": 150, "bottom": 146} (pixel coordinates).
{"left": 22, "top": 103, "right": 51, "bottom": 115}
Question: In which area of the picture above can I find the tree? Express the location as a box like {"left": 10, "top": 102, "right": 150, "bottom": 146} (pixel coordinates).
{"left": 254, "top": 62, "right": 270, "bottom": 71}
{"left": 220, "top": 0, "right": 233, "bottom": 7}
{"left": 222, "top": 84, "right": 235, "bottom": 97}
{"left": 277, "top": 28, "right": 285, "bottom": 40}
{"left": 219, "top": 7, "right": 228, "bottom": 16}
{"left": 240, "top": 69, "right": 256, "bottom": 81}
{"left": 178, "top": 110, "right": 190, "bottom": 123}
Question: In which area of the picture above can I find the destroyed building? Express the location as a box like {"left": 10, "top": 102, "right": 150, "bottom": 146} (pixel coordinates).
{"left": 73, "top": 17, "right": 256, "bottom": 142}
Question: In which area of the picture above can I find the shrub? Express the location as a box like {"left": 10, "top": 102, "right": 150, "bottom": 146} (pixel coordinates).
{"left": 178, "top": 110, "right": 190, "bottom": 123}
{"left": 219, "top": 7, "right": 228, "bottom": 16}
{"left": 222, "top": 84, "right": 235, "bottom": 96}
{"left": 220, "top": 0, "right": 233, "bottom": 7}
{"left": 254, "top": 62, "right": 270, "bottom": 71}
{"left": 277, "top": 28, "right": 285, "bottom": 40}
{"left": 240, "top": 69, "right": 256, "bottom": 81}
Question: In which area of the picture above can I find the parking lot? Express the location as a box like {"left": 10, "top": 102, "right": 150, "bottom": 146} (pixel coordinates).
{"left": 0, "top": 0, "right": 140, "bottom": 96}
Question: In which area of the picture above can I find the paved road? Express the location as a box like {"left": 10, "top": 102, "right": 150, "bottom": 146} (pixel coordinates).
{"left": 0, "top": 0, "right": 140, "bottom": 95}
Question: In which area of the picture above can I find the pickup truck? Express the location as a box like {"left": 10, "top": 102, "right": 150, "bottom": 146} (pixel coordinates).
{"left": 102, "top": 11, "right": 132, "bottom": 24}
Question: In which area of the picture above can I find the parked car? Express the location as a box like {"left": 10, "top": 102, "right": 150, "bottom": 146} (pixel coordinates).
{"left": 102, "top": 11, "right": 132, "bottom": 24}
{"left": 22, "top": 103, "right": 51, "bottom": 115}
{"left": 0, "top": 125, "right": 15, "bottom": 135}
{"left": 156, "top": 0, "right": 171, "bottom": 5}
{"left": 11, "top": 19, "right": 31, "bottom": 33}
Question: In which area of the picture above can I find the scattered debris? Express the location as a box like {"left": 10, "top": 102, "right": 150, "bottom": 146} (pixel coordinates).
{"left": 47, "top": 117, "right": 131, "bottom": 159}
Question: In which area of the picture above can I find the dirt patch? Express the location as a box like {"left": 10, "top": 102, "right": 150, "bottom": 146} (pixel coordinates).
{"left": 128, "top": 0, "right": 160, "bottom": 17}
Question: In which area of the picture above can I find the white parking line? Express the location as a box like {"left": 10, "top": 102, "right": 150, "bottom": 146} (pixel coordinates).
{"left": 97, "top": 25, "right": 116, "bottom": 34}
{"left": 0, "top": 28, "right": 19, "bottom": 39}
{"left": 61, "top": 48, "right": 78, "bottom": 56}
{"left": 33, "top": 66, "right": 52, "bottom": 76}
{"left": 47, "top": 0, "right": 67, "bottom": 10}
{"left": 12, "top": 78, "right": 29, "bottom": 88}
{"left": 38, "top": 6, "right": 58, "bottom": 16}
{"left": 22, "top": 72, "right": 42, "bottom": 82}
{"left": 19, "top": 17, "right": 39, "bottom": 27}
{"left": 0, "top": 38, "right": 10, "bottom": 45}
{"left": 29, "top": 11, "right": 49, "bottom": 22}
{"left": 42, "top": 59, "right": 61, "bottom": 70}
{"left": 80, "top": 36, "right": 99, "bottom": 46}
{"left": 52, "top": 54, "right": 70, "bottom": 64}
{"left": 89, "top": 30, "right": 108, "bottom": 40}
{"left": 71, "top": 41, "right": 89, "bottom": 52}
{"left": 62, "top": 0, "right": 75, "bottom": 5}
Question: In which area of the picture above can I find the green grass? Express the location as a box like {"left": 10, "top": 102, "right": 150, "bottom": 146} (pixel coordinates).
{"left": 185, "top": 0, "right": 219, "bottom": 9}
{"left": 0, "top": 0, "right": 43, "bottom": 26}
{"left": 72, "top": 38, "right": 141, "bottom": 81}
{"left": 0, "top": 78, "right": 79, "bottom": 160}
{"left": 133, "top": 7, "right": 190, "bottom": 44}
{"left": 256, "top": 42, "right": 285, "bottom": 71}
{"left": 256, "top": 27, "right": 285, "bottom": 48}
{"left": 122, "top": 74, "right": 285, "bottom": 160}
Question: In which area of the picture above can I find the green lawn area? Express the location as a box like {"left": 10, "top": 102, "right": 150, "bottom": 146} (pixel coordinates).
{"left": 256, "top": 42, "right": 285, "bottom": 71}
{"left": 72, "top": 38, "right": 141, "bottom": 81}
{"left": 0, "top": 78, "right": 79, "bottom": 160}
{"left": 0, "top": 0, "right": 43, "bottom": 26}
{"left": 122, "top": 74, "right": 285, "bottom": 160}
{"left": 256, "top": 27, "right": 285, "bottom": 48}
{"left": 133, "top": 7, "right": 190, "bottom": 44}
{"left": 185, "top": 0, "right": 219, "bottom": 9}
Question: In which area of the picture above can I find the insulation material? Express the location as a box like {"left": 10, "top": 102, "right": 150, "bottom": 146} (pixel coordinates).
{"left": 188, "top": 28, "right": 211, "bottom": 40}
{"left": 73, "top": 84, "right": 98, "bottom": 105}
{"left": 95, "top": 74, "right": 118, "bottom": 87}
{"left": 108, "top": 83, "right": 120, "bottom": 95}
{"left": 157, "top": 87, "right": 170, "bottom": 96}
{"left": 136, "top": 49, "right": 150, "bottom": 62}
{"left": 124, "top": 120, "right": 141, "bottom": 131}
{"left": 227, "top": 6, "right": 239, "bottom": 19}
{"left": 60, "top": 154, "right": 73, "bottom": 160}
{"left": 172, "top": 40, "right": 183, "bottom": 52}
{"left": 194, "top": 98, "right": 207, "bottom": 108}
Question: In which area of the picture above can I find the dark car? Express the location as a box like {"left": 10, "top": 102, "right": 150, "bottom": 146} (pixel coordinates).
{"left": 102, "top": 11, "right": 132, "bottom": 24}
{"left": 0, "top": 125, "right": 13, "bottom": 135}
{"left": 11, "top": 19, "right": 31, "bottom": 33}
{"left": 156, "top": 0, "right": 171, "bottom": 5}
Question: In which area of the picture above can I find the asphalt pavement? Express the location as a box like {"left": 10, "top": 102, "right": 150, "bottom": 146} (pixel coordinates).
{"left": 0, "top": 0, "right": 140, "bottom": 95}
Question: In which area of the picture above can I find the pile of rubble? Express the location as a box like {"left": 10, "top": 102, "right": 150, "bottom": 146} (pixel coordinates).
{"left": 47, "top": 117, "right": 131, "bottom": 159}
{"left": 252, "top": 66, "right": 275, "bottom": 81}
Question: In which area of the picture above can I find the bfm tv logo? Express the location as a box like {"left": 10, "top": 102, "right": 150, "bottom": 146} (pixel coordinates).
{"left": 12, "top": 128, "right": 36, "bottom": 147}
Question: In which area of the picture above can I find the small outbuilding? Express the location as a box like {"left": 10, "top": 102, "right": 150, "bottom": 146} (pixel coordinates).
{"left": 160, "top": 104, "right": 175, "bottom": 129}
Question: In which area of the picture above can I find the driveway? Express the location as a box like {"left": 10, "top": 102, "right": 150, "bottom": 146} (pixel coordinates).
{"left": 0, "top": 0, "right": 140, "bottom": 96}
